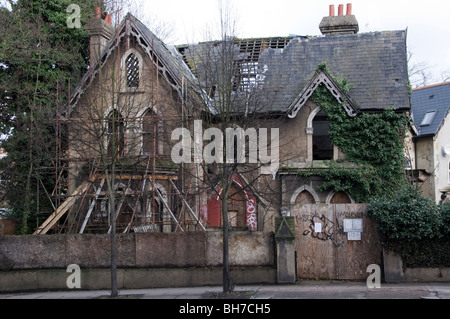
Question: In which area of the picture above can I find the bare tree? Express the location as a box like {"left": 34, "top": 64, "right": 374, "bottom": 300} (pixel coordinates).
{"left": 67, "top": 22, "right": 165, "bottom": 297}
{"left": 177, "top": 0, "right": 295, "bottom": 294}
{"left": 408, "top": 51, "right": 434, "bottom": 88}
{"left": 441, "top": 70, "right": 450, "bottom": 83}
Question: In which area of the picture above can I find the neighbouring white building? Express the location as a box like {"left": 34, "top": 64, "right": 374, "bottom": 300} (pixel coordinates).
{"left": 412, "top": 82, "right": 450, "bottom": 203}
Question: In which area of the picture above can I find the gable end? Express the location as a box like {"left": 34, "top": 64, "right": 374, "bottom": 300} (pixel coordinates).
{"left": 287, "top": 70, "right": 359, "bottom": 118}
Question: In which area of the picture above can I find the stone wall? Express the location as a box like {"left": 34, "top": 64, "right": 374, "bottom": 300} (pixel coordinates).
{"left": 383, "top": 249, "right": 450, "bottom": 283}
{"left": 0, "top": 232, "right": 274, "bottom": 271}
{"left": 0, "top": 232, "right": 276, "bottom": 292}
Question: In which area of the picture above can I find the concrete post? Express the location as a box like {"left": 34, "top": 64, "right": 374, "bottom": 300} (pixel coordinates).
{"left": 275, "top": 211, "right": 296, "bottom": 284}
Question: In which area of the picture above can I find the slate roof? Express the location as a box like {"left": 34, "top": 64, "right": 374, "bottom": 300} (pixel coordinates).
{"left": 128, "top": 14, "right": 196, "bottom": 87}
{"left": 179, "top": 30, "right": 410, "bottom": 114}
{"left": 69, "top": 14, "right": 195, "bottom": 112}
{"left": 411, "top": 82, "right": 450, "bottom": 137}
{"left": 71, "top": 14, "right": 410, "bottom": 116}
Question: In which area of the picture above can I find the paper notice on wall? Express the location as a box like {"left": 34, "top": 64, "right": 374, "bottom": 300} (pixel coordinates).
{"left": 344, "top": 219, "right": 363, "bottom": 232}
{"left": 315, "top": 223, "right": 322, "bottom": 233}
{"left": 348, "top": 232, "right": 361, "bottom": 241}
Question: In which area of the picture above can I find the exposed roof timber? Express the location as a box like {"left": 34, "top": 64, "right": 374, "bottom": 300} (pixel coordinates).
{"left": 287, "top": 70, "right": 359, "bottom": 118}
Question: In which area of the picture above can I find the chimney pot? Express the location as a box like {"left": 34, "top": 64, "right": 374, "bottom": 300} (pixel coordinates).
{"left": 329, "top": 5, "right": 335, "bottom": 16}
{"left": 346, "top": 3, "right": 352, "bottom": 15}
{"left": 319, "top": 3, "right": 359, "bottom": 35}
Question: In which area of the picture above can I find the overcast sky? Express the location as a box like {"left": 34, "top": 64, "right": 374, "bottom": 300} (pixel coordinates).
{"left": 141, "top": 0, "right": 450, "bottom": 85}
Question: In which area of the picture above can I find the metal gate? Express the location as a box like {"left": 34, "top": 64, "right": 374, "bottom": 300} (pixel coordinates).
{"left": 291, "top": 204, "right": 382, "bottom": 280}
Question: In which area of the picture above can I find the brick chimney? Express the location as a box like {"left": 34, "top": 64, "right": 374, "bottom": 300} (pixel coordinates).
{"left": 319, "top": 3, "right": 359, "bottom": 35}
{"left": 85, "top": 7, "right": 114, "bottom": 67}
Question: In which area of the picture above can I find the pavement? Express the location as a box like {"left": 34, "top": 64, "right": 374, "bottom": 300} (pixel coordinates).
{"left": 1, "top": 280, "right": 450, "bottom": 300}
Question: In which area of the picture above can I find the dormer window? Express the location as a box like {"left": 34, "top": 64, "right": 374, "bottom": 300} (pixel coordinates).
{"left": 126, "top": 53, "right": 140, "bottom": 88}
{"left": 420, "top": 110, "right": 436, "bottom": 127}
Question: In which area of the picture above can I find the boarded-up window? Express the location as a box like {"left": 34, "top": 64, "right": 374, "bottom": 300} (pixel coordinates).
{"left": 330, "top": 191, "right": 352, "bottom": 204}
{"left": 295, "top": 190, "right": 316, "bottom": 205}
{"left": 222, "top": 185, "right": 247, "bottom": 227}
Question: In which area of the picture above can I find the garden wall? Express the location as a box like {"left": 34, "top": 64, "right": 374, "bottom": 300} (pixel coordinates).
{"left": 0, "top": 232, "right": 276, "bottom": 292}
{"left": 383, "top": 249, "right": 450, "bottom": 283}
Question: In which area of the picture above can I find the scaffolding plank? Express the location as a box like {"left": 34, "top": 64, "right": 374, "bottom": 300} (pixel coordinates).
{"left": 169, "top": 179, "right": 206, "bottom": 231}
{"left": 34, "top": 181, "right": 92, "bottom": 235}
{"left": 155, "top": 187, "right": 184, "bottom": 232}
{"left": 79, "top": 178, "right": 105, "bottom": 234}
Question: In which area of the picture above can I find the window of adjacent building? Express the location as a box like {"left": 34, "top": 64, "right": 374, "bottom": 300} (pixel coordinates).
{"left": 420, "top": 110, "right": 436, "bottom": 127}
{"left": 107, "top": 110, "right": 125, "bottom": 157}
{"left": 405, "top": 157, "right": 412, "bottom": 170}
{"left": 126, "top": 53, "right": 140, "bottom": 88}
{"left": 313, "top": 112, "right": 333, "bottom": 160}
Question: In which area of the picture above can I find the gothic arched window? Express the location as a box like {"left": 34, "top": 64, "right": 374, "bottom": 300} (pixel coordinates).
{"left": 125, "top": 53, "right": 140, "bottom": 88}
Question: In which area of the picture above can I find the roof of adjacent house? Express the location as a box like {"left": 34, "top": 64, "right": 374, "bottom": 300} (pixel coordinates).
{"left": 178, "top": 30, "right": 410, "bottom": 114}
{"left": 411, "top": 82, "right": 450, "bottom": 136}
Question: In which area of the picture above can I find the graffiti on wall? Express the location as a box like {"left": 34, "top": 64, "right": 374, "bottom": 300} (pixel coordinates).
{"left": 298, "top": 210, "right": 365, "bottom": 242}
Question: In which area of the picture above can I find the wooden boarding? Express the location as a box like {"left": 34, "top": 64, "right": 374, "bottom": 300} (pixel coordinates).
{"left": 291, "top": 204, "right": 382, "bottom": 280}
{"left": 33, "top": 181, "right": 92, "bottom": 235}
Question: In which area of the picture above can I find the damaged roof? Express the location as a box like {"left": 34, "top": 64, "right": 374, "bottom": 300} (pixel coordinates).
{"left": 178, "top": 30, "right": 410, "bottom": 114}
{"left": 71, "top": 13, "right": 410, "bottom": 116}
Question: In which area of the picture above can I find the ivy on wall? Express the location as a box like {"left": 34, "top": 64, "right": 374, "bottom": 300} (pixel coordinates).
{"left": 368, "top": 186, "right": 450, "bottom": 268}
{"left": 299, "top": 65, "right": 410, "bottom": 203}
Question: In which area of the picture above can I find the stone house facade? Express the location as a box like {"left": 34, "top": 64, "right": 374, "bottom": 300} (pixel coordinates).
{"left": 36, "top": 5, "right": 411, "bottom": 235}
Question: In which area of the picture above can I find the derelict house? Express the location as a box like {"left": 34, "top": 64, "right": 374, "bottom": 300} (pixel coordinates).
{"left": 35, "top": 4, "right": 411, "bottom": 235}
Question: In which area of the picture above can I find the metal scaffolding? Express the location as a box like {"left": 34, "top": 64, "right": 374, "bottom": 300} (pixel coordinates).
{"left": 34, "top": 20, "right": 205, "bottom": 235}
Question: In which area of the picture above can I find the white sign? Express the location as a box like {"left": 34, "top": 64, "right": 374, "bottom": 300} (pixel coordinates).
{"left": 344, "top": 219, "right": 363, "bottom": 232}
{"left": 315, "top": 223, "right": 322, "bottom": 233}
{"left": 347, "top": 232, "right": 361, "bottom": 241}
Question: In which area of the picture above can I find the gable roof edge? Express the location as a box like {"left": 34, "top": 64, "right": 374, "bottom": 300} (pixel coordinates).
{"left": 68, "top": 13, "right": 195, "bottom": 115}
{"left": 287, "top": 70, "right": 359, "bottom": 119}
